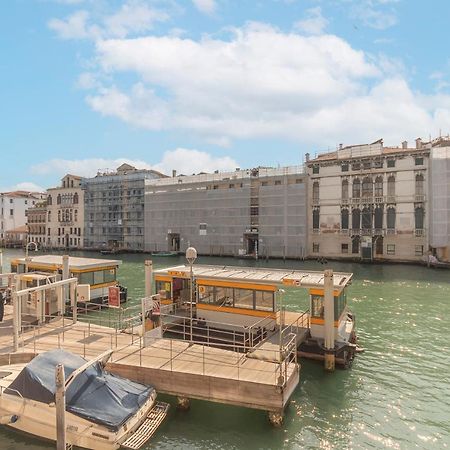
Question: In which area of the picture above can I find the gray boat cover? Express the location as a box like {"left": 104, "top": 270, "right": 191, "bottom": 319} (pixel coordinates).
{"left": 7, "top": 349, "right": 154, "bottom": 432}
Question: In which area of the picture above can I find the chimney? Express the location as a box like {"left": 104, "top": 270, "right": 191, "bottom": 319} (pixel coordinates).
{"left": 305, "top": 152, "right": 310, "bottom": 162}
{"left": 415, "top": 138, "right": 422, "bottom": 149}
{"left": 235, "top": 167, "right": 240, "bottom": 172}
{"left": 402, "top": 141, "right": 408, "bottom": 149}
{"left": 172, "top": 169, "right": 177, "bottom": 178}
{"left": 339, "top": 143, "right": 343, "bottom": 150}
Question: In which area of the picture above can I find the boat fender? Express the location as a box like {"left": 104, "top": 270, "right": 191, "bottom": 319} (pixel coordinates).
{"left": 0, "top": 414, "right": 19, "bottom": 424}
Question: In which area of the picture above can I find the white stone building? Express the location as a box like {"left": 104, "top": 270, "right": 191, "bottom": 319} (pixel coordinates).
{"left": 305, "top": 139, "right": 430, "bottom": 262}
{"left": 429, "top": 136, "right": 450, "bottom": 262}
{"left": 46, "top": 174, "right": 84, "bottom": 249}
{"left": 0, "top": 191, "right": 44, "bottom": 241}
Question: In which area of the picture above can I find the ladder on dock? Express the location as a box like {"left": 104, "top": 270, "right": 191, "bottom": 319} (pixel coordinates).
{"left": 121, "top": 402, "right": 170, "bottom": 449}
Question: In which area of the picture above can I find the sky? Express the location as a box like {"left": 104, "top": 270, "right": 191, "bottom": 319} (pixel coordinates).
{"left": 1, "top": 0, "right": 450, "bottom": 192}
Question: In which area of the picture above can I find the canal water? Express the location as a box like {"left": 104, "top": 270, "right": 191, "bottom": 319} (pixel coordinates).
{"left": 0, "top": 249, "right": 449, "bottom": 449}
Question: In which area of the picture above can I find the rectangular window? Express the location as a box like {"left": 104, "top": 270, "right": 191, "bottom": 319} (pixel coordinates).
{"left": 274, "top": 180, "right": 282, "bottom": 185}
{"left": 387, "top": 244, "right": 395, "bottom": 255}
{"left": 261, "top": 181, "right": 268, "bottom": 186}
{"left": 312, "top": 165, "right": 320, "bottom": 174}
{"left": 341, "top": 243, "right": 349, "bottom": 254}
{"left": 312, "top": 242, "right": 320, "bottom": 253}
{"left": 9, "top": 209, "right": 13, "bottom": 216}
{"left": 233, "top": 288, "right": 254, "bottom": 310}
{"left": 352, "top": 162, "right": 361, "bottom": 170}
{"left": 363, "top": 161, "right": 371, "bottom": 170}
{"left": 415, "top": 245, "right": 424, "bottom": 256}
{"left": 311, "top": 295, "right": 324, "bottom": 318}
{"left": 387, "top": 159, "right": 395, "bottom": 168}
{"left": 93, "top": 270, "right": 104, "bottom": 285}
{"left": 341, "top": 164, "right": 349, "bottom": 172}
{"left": 415, "top": 157, "right": 423, "bottom": 166}
{"left": 255, "top": 291, "right": 274, "bottom": 312}
{"left": 79, "top": 271, "right": 94, "bottom": 285}
{"left": 374, "top": 160, "right": 383, "bottom": 169}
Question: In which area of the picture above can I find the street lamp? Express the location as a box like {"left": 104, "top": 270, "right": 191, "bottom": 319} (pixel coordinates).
{"left": 186, "top": 247, "right": 197, "bottom": 344}
{"left": 25, "top": 241, "right": 38, "bottom": 273}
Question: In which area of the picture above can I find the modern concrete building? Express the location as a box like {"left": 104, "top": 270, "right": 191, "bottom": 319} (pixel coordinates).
{"left": 144, "top": 166, "right": 307, "bottom": 258}
{"left": 429, "top": 136, "right": 450, "bottom": 262}
{"left": 45, "top": 174, "right": 84, "bottom": 249}
{"left": 0, "top": 191, "right": 44, "bottom": 242}
{"left": 82, "top": 164, "right": 166, "bottom": 251}
{"left": 26, "top": 200, "right": 47, "bottom": 247}
{"left": 305, "top": 139, "right": 430, "bottom": 262}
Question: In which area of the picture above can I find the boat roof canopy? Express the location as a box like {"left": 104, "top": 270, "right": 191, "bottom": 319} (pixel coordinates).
{"left": 11, "top": 255, "right": 121, "bottom": 270}
{"left": 154, "top": 264, "right": 352, "bottom": 291}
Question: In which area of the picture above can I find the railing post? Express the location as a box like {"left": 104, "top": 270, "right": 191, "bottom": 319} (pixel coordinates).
{"left": 33, "top": 326, "right": 36, "bottom": 355}
{"left": 83, "top": 330, "right": 86, "bottom": 358}
{"left": 202, "top": 344, "right": 205, "bottom": 375}
{"left": 170, "top": 338, "right": 173, "bottom": 371}
{"left": 139, "top": 336, "right": 142, "bottom": 366}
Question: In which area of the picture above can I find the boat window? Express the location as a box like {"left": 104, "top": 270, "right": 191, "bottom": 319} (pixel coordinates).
{"left": 104, "top": 268, "right": 116, "bottom": 283}
{"left": 93, "top": 270, "right": 104, "bottom": 285}
{"left": 79, "top": 272, "right": 94, "bottom": 285}
{"left": 334, "top": 292, "right": 346, "bottom": 320}
{"left": 198, "top": 285, "right": 216, "bottom": 305}
{"left": 234, "top": 289, "right": 254, "bottom": 310}
{"left": 255, "top": 291, "right": 274, "bottom": 312}
{"left": 156, "top": 280, "right": 171, "bottom": 299}
{"left": 311, "top": 295, "right": 324, "bottom": 318}
{"left": 0, "top": 371, "right": 12, "bottom": 379}
{"left": 215, "top": 287, "right": 234, "bottom": 307}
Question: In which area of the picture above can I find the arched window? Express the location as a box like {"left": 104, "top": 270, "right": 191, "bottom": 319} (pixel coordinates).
{"left": 352, "top": 179, "right": 361, "bottom": 198}
{"left": 415, "top": 174, "right": 424, "bottom": 196}
{"left": 362, "top": 177, "right": 373, "bottom": 198}
{"left": 387, "top": 207, "right": 396, "bottom": 229}
{"left": 387, "top": 176, "right": 395, "bottom": 197}
{"left": 352, "top": 208, "right": 360, "bottom": 230}
{"left": 415, "top": 206, "right": 424, "bottom": 230}
{"left": 374, "top": 176, "right": 383, "bottom": 197}
{"left": 362, "top": 206, "right": 372, "bottom": 229}
{"left": 57, "top": 194, "right": 61, "bottom": 205}
{"left": 312, "top": 182, "right": 320, "bottom": 202}
{"left": 73, "top": 192, "right": 79, "bottom": 204}
{"left": 47, "top": 195, "right": 52, "bottom": 205}
{"left": 341, "top": 209, "right": 349, "bottom": 229}
{"left": 374, "top": 206, "right": 383, "bottom": 229}
{"left": 312, "top": 208, "right": 320, "bottom": 229}
{"left": 342, "top": 180, "right": 349, "bottom": 200}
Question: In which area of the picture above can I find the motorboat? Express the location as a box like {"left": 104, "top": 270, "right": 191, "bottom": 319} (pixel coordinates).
{"left": 0, "top": 349, "right": 168, "bottom": 449}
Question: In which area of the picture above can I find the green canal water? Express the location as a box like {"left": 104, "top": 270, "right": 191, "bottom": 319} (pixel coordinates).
{"left": 0, "top": 249, "right": 449, "bottom": 449}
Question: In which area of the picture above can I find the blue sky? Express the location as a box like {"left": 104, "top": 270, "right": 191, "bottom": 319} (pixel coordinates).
{"left": 1, "top": 0, "right": 450, "bottom": 191}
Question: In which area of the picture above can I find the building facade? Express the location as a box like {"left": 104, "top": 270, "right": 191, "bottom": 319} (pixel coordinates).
{"left": 46, "top": 174, "right": 84, "bottom": 249}
{"left": 26, "top": 200, "right": 47, "bottom": 247}
{"left": 0, "top": 191, "right": 44, "bottom": 242}
{"left": 144, "top": 166, "right": 307, "bottom": 258}
{"left": 82, "top": 164, "right": 166, "bottom": 251}
{"left": 305, "top": 139, "right": 430, "bottom": 262}
{"left": 429, "top": 136, "right": 450, "bottom": 262}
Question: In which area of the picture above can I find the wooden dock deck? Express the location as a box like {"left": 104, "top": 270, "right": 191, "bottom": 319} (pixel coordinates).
{"left": 0, "top": 309, "right": 299, "bottom": 415}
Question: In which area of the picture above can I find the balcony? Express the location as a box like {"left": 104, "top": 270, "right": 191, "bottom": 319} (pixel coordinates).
{"left": 340, "top": 229, "right": 349, "bottom": 235}
{"left": 350, "top": 228, "right": 361, "bottom": 236}
{"left": 351, "top": 198, "right": 360, "bottom": 204}
{"left": 312, "top": 228, "right": 320, "bottom": 235}
{"left": 414, "top": 194, "right": 425, "bottom": 203}
{"left": 415, "top": 229, "right": 425, "bottom": 237}
{"left": 341, "top": 198, "right": 349, "bottom": 205}
{"left": 386, "top": 228, "right": 396, "bottom": 235}
{"left": 312, "top": 198, "right": 320, "bottom": 206}
{"left": 374, "top": 196, "right": 384, "bottom": 204}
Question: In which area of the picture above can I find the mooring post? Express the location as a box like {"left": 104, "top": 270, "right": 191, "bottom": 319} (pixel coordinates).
{"left": 323, "top": 269, "right": 335, "bottom": 372}
{"left": 55, "top": 364, "right": 66, "bottom": 450}
{"left": 145, "top": 260, "right": 153, "bottom": 298}
{"left": 62, "top": 255, "right": 69, "bottom": 316}
{"left": 70, "top": 282, "right": 77, "bottom": 324}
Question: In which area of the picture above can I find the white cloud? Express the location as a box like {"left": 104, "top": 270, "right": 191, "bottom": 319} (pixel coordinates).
{"left": 192, "top": 0, "right": 217, "bottom": 15}
{"left": 48, "top": 1, "right": 168, "bottom": 40}
{"left": 0, "top": 182, "right": 46, "bottom": 193}
{"left": 30, "top": 149, "right": 239, "bottom": 179}
{"left": 349, "top": 0, "right": 398, "bottom": 30}
{"left": 294, "top": 7, "right": 328, "bottom": 35}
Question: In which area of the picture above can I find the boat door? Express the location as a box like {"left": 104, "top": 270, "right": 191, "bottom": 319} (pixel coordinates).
{"left": 172, "top": 277, "right": 191, "bottom": 309}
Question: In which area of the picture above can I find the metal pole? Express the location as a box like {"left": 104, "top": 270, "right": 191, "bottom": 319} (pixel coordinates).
{"left": 144, "top": 260, "right": 153, "bottom": 298}
{"left": 70, "top": 283, "right": 77, "bottom": 324}
{"left": 323, "top": 269, "right": 335, "bottom": 372}
{"left": 0, "top": 249, "right": 3, "bottom": 274}
{"left": 278, "top": 289, "right": 284, "bottom": 363}
{"left": 12, "top": 291, "right": 19, "bottom": 352}
{"left": 55, "top": 364, "right": 67, "bottom": 450}
{"left": 190, "top": 262, "right": 193, "bottom": 343}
